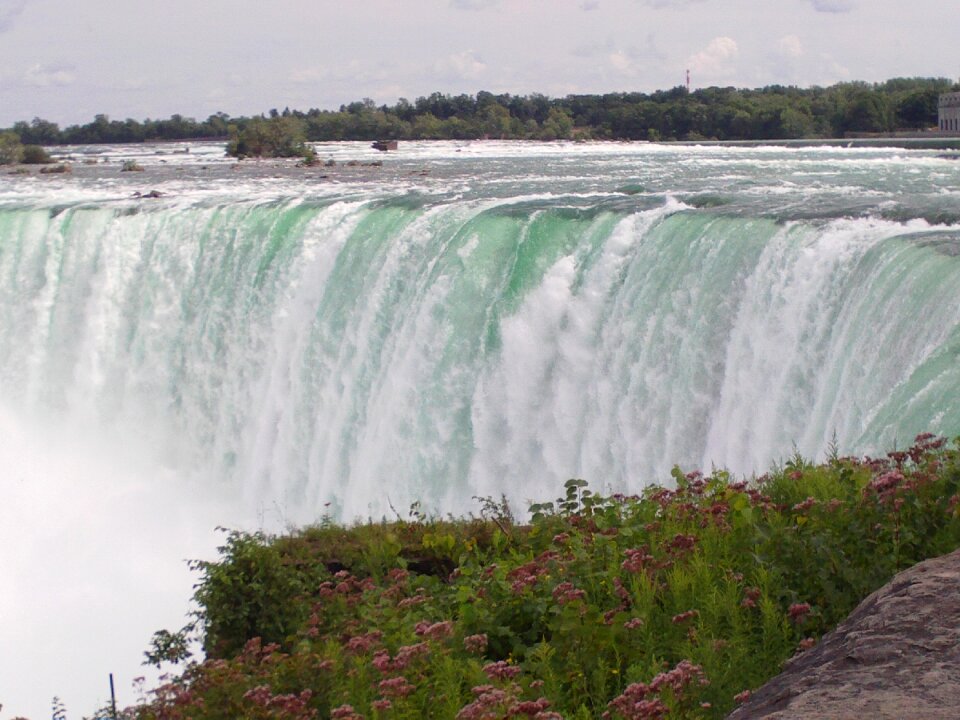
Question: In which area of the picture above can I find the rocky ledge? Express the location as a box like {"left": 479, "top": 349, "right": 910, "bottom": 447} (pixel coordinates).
{"left": 728, "top": 548, "right": 960, "bottom": 719}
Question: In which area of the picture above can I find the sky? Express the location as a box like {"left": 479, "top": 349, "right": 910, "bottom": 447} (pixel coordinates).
{"left": 0, "top": 0, "right": 957, "bottom": 128}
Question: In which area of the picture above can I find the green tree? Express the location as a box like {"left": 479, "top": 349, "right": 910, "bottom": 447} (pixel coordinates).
{"left": 539, "top": 107, "right": 573, "bottom": 140}
{"left": 0, "top": 131, "right": 23, "bottom": 164}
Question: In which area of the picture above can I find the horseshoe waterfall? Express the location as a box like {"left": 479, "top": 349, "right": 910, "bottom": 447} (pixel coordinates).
{"left": 1, "top": 140, "right": 959, "bottom": 713}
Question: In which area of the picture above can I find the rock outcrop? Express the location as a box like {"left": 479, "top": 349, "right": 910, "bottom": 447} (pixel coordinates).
{"left": 728, "top": 549, "right": 960, "bottom": 719}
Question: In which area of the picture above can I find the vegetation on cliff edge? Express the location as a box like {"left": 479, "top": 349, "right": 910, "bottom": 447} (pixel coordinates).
{"left": 124, "top": 433, "right": 960, "bottom": 720}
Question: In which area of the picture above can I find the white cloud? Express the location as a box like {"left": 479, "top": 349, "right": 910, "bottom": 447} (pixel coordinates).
{"left": 434, "top": 51, "right": 487, "bottom": 80}
{"left": 608, "top": 51, "right": 633, "bottom": 72}
{"left": 808, "top": 0, "right": 856, "bottom": 12}
{"left": 0, "top": 0, "right": 25, "bottom": 32}
{"left": 449, "top": 0, "right": 499, "bottom": 9}
{"left": 687, "top": 36, "right": 739, "bottom": 79}
{"left": 778, "top": 35, "right": 803, "bottom": 59}
{"left": 22, "top": 63, "right": 75, "bottom": 87}
{"left": 637, "top": 0, "right": 706, "bottom": 7}
{"left": 572, "top": 38, "right": 615, "bottom": 59}
{"left": 290, "top": 67, "right": 329, "bottom": 84}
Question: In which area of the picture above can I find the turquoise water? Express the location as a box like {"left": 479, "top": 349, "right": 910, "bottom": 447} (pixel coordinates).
{"left": 2, "top": 140, "right": 960, "bottom": 518}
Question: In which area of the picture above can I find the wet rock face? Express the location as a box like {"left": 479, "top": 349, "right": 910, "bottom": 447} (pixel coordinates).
{"left": 728, "top": 549, "right": 960, "bottom": 720}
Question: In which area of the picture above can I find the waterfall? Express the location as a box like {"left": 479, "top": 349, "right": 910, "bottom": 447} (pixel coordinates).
{"left": 3, "top": 197, "right": 959, "bottom": 520}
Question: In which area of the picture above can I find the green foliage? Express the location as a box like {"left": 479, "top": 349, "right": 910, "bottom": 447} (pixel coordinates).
{"left": 0, "top": 131, "right": 23, "bottom": 164}
{"left": 132, "top": 435, "right": 960, "bottom": 719}
{"left": 226, "top": 116, "right": 312, "bottom": 160}
{"left": 3, "top": 77, "right": 956, "bottom": 149}
{"left": 145, "top": 626, "right": 195, "bottom": 668}
{"left": 20, "top": 144, "right": 53, "bottom": 164}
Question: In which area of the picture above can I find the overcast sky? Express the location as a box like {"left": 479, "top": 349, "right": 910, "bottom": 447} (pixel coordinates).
{"left": 0, "top": 0, "right": 957, "bottom": 127}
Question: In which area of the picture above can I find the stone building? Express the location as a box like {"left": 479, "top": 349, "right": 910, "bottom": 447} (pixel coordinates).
{"left": 940, "top": 92, "right": 960, "bottom": 133}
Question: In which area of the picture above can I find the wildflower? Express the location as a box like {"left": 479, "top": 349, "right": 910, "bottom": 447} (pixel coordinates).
{"left": 624, "top": 617, "right": 644, "bottom": 630}
{"left": 398, "top": 590, "right": 431, "bottom": 608}
{"left": 345, "top": 630, "right": 383, "bottom": 654}
{"left": 331, "top": 704, "right": 364, "bottom": 720}
{"left": 671, "top": 609, "right": 699, "bottom": 625}
{"left": 622, "top": 547, "right": 654, "bottom": 574}
{"left": 666, "top": 533, "right": 698, "bottom": 554}
{"left": 457, "top": 687, "right": 511, "bottom": 720}
{"left": 867, "top": 470, "right": 904, "bottom": 498}
{"left": 514, "top": 698, "right": 552, "bottom": 716}
{"left": 612, "top": 576, "right": 630, "bottom": 601}
{"left": 798, "top": 637, "right": 816, "bottom": 650}
{"left": 483, "top": 660, "right": 522, "bottom": 680}
{"left": 387, "top": 568, "right": 409, "bottom": 584}
{"left": 734, "top": 690, "right": 751, "bottom": 704}
{"left": 788, "top": 602, "right": 811, "bottom": 623}
{"left": 741, "top": 586, "right": 761, "bottom": 609}
{"left": 392, "top": 642, "right": 430, "bottom": 670}
{"left": 791, "top": 497, "right": 818, "bottom": 513}
{"left": 378, "top": 676, "right": 416, "bottom": 698}
{"left": 463, "top": 633, "right": 488, "bottom": 654}
{"left": 552, "top": 582, "right": 587, "bottom": 605}
{"left": 372, "top": 650, "right": 391, "bottom": 672}
{"left": 371, "top": 699, "right": 392, "bottom": 712}
{"left": 414, "top": 620, "right": 455, "bottom": 640}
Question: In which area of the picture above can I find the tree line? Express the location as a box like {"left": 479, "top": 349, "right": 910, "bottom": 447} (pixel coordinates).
{"left": 4, "top": 77, "right": 957, "bottom": 148}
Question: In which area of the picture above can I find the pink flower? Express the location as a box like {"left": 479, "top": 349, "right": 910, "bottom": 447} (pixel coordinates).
{"left": 788, "top": 602, "right": 811, "bottom": 623}
{"left": 671, "top": 609, "right": 699, "bottom": 625}
{"left": 414, "top": 620, "right": 454, "bottom": 640}
{"left": 463, "top": 633, "right": 488, "bottom": 654}
{"left": 378, "top": 676, "right": 415, "bottom": 698}
{"left": 482, "top": 660, "right": 521, "bottom": 680}
{"left": 734, "top": 690, "right": 751, "bottom": 704}
{"left": 331, "top": 704, "right": 364, "bottom": 719}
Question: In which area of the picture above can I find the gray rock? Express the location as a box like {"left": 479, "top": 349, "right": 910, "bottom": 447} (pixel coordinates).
{"left": 728, "top": 549, "right": 960, "bottom": 719}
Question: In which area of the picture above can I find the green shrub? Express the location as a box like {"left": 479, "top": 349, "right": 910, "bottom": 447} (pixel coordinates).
{"left": 226, "top": 116, "right": 312, "bottom": 159}
{"left": 20, "top": 144, "right": 53, "bottom": 164}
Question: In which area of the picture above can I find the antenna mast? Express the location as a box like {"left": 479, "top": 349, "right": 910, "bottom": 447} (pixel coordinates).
{"left": 686, "top": 69, "right": 691, "bottom": 93}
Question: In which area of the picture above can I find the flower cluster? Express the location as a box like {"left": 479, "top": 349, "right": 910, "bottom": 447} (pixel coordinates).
{"left": 604, "top": 660, "right": 708, "bottom": 719}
